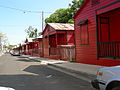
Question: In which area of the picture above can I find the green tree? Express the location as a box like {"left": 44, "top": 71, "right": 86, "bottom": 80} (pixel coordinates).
{"left": 69, "top": 0, "right": 84, "bottom": 14}
{"left": 45, "top": 8, "right": 72, "bottom": 23}
{"left": 7, "top": 45, "right": 16, "bottom": 50}
{"left": 45, "top": 0, "right": 84, "bottom": 24}
{"left": 25, "top": 26, "right": 40, "bottom": 38}
{"left": 0, "top": 32, "right": 8, "bottom": 46}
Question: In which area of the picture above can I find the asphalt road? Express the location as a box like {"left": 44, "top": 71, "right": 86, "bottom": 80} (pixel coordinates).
{"left": 0, "top": 54, "right": 94, "bottom": 90}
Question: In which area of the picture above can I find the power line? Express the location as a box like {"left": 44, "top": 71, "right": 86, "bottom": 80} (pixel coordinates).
{"left": 0, "top": 5, "right": 53, "bottom": 31}
{"left": 0, "top": 25, "right": 40, "bottom": 27}
{"left": 0, "top": 5, "right": 52, "bottom": 14}
{"left": 0, "top": 4, "right": 41, "bottom": 13}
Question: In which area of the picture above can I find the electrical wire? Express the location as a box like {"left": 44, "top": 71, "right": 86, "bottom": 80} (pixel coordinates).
{"left": 0, "top": 25, "right": 40, "bottom": 27}
{"left": 0, "top": 5, "right": 52, "bottom": 13}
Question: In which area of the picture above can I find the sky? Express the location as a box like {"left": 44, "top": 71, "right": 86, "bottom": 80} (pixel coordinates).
{"left": 0, "top": 0, "right": 72, "bottom": 45}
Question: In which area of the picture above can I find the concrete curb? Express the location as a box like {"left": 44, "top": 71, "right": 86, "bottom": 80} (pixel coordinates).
{"left": 48, "top": 63, "right": 96, "bottom": 80}
{"left": 20, "top": 55, "right": 98, "bottom": 80}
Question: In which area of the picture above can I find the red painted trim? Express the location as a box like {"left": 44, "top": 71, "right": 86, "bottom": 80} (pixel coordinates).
{"left": 41, "top": 24, "right": 48, "bottom": 35}
{"left": 74, "top": 0, "right": 89, "bottom": 19}
{"left": 96, "top": 1, "right": 120, "bottom": 15}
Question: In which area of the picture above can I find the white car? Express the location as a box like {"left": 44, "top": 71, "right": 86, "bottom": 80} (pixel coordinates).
{"left": 0, "top": 86, "right": 15, "bottom": 90}
{"left": 10, "top": 50, "right": 20, "bottom": 56}
{"left": 91, "top": 66, "right": 120, "bottom": 90}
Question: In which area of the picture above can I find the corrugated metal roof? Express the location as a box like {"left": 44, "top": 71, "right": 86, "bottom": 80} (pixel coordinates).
{"left": 26, "top": 38, "right": 34, "bottom": 43}
{"left": 48, "top": 23, "right": 74, "bottom": 30}
{"left": 37, "top": 35, "right": 42, "bottom": 38}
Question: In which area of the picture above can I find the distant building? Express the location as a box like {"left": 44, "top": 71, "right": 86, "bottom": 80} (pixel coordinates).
{"left": 42, "top": 23, "right": 75, "bottom": 60}
{"left": 32, "top": 36, "right": 43, "bottom": 57}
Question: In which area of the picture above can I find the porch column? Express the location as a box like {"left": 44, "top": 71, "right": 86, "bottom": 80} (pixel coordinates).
{"left": 56, "top": 33, "right": 59, "bottom": 55}
{"left": 56, "top": 33, "right": 58, "bottom": 46}
{"left": 48, "top": 36, "right": 50, "bottom": 56}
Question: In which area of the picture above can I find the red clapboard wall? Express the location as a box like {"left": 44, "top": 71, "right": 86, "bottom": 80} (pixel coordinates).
{"left": 74, "top": 0, "right": 120, "bottom": 66}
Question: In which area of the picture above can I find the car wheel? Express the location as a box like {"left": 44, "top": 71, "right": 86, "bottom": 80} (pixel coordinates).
{"left": 111, "top": 86, "right": 120, "bottom": 90}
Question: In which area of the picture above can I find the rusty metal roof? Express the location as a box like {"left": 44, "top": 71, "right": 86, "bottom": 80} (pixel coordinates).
{"left": 48, "top": 23, "right": 74, "bottom": 30}
{"left": 25, "top": 38, "right": 34, "bottom": 43}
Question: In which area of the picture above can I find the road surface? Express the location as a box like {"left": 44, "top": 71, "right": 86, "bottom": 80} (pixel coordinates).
{"left": 0, "top": 54, "right": 94, "bottom": 90}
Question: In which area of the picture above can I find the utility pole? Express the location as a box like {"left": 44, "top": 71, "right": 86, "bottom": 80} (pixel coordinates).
{"left": 0, "top": 35, "right": 2, "bottom": 53}
{"left": 42, "top": 11, "right": 44, "bottom": 31}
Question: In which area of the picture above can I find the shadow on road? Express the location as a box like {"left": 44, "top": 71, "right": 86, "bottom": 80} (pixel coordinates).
{"left": 0, "top": 74, "right": 44, "bottom": 90}
{"left": 0, "top": 65, "right": 94, "bottom": 90}
{"left": 16, "top": 59, "right": 40, "bottom": 62}
{"left": 23, "top": 65, "right": 61, "bottom": 76}
{"left": 17, "top": 56, "right": 29, "bottom": 58}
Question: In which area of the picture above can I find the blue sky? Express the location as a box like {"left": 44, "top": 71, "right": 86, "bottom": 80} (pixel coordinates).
{"left": 0, "top": 0, "right": 72, "bottom": 45}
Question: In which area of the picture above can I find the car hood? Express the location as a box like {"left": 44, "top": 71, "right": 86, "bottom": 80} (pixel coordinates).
{"left": 0, "top": 87, "right": 15, "bottom": 90}
{"left": 100, "top": 66, "right": 120, "bottom": 72}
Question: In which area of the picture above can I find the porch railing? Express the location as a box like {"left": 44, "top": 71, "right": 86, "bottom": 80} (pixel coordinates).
{"left": 58, "top": 45, "right": 75, "bottom": 61}
{"left": 98, "top": 42, "right": 120, "bottom": 59}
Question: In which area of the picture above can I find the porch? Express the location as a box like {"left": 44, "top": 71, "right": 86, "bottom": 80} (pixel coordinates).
{"left": 49, "top": 33, "right": 67, "bottom": 55}
{"left": 97, "top": 8, "right": 120, "bottom": 59}
{"left": 98, "top": 42, "right": 120, "bottom": 59}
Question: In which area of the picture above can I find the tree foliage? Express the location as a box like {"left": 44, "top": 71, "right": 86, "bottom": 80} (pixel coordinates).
{"left": 69, "top": 0, "right": 84, "bottom": 14}
{"left": 0, "top": 32, "right": 5, "bottom": 39}
{"left": 0, "top": 32, "right": 8, "bottom": 45}
{"left": 45, "top": 8, "right": 72, "bottom": 23}
{"left": 45, "top": 0, "right": 84, "bottom": 24}
{"left": 25, "top": 26, "right": 41, "bottom": 38}
{"left": 6, "top": 45, "right": 16, "bottom": 50}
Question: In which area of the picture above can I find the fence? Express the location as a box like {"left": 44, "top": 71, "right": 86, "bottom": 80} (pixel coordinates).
{"left": 49, "top": 45, "right": 75, "bottom": 61}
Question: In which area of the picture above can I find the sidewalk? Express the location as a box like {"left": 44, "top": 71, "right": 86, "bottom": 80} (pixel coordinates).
{"left": 21, "top": 55, "right": 105, "bottom": 76}
{"left": 48, "top": 62, "right": 105, "bottom": 76}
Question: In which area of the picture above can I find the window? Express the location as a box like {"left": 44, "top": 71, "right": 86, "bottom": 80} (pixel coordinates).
{"left": 78, "top": 20, "right": 89, "bottom": 45}
{"left": 91, "top": 0, "right": 100, "bottom": 6}
{"left": 80, "top": 23, "right": 89, "bottom": 45}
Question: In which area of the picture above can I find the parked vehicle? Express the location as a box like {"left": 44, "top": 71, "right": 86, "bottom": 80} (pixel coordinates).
{"left": 91, "top": 66, "right": 120, "bottom": 90}
{"left": 0, "top": 86, "right": 15, "bottom": 90}
{"left": 10, "top": 50, "right": 20, "bottom": 56}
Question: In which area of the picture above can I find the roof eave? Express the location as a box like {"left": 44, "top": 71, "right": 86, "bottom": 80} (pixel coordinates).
{"left": 74, "top": 0, "right": 89, "bottom": 19}
{"left": 55, "top": 29, "right": 74, "bottom": 31}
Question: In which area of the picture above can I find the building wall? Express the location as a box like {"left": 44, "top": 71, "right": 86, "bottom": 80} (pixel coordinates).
{"left": 67, "top": 31, "right": 75, "bottom": 45}
{"left": 43, "top": 37, "right": 49, "bottom": 58}
{"left": 57, "top": 34, "right": 67, "bottom": 45}
{"left": 74, "top": 0, "right": 120, "bottom": 66}
{"left": 39, "top": 41, "right": 43, "bottom": 57}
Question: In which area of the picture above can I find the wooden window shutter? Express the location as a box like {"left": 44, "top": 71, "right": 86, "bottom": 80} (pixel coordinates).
{"left": 78, "top": 20, "right": 89, "bottom": 45}
{"left": 80, "top": 24, "right": 89, "bottom": 45}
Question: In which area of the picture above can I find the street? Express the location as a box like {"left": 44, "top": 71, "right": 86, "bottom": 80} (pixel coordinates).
{"left": 0, "top": 54, "right": 94, "bottom": 90}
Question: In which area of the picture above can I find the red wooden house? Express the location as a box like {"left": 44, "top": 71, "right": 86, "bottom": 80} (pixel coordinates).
{"left": 74, "top": 0, "right": 120, "bottom": 66}
{"left": 20, "top": 43, "right": 26, "bottom": 55}
{"left": 25, "top": 38, "right": 34, "bottom": 55}
{"left": 42, "top": 23, "right": 75, "bottom": 59}
{"left": 32, "top": 36, "right": 43, "bottom": 57}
